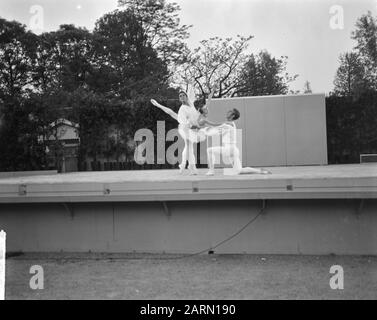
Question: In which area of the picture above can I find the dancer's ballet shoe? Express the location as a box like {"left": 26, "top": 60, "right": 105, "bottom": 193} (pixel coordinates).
{"left": 206, "top": 170, "right": 215, "bottom": 176}
{"left": 189, "top": 169, "right": 198, "bottom": 176}
{"left": 188, "top": 165, "right": 198, "bottom": 175}
{"left": 179, "top": 163, "right": 186, "bottom": 174}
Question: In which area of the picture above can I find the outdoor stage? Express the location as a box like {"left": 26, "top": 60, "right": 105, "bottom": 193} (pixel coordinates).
{"left": 0, "top": 164, "right": 377, "bottom": 202}
{"left": 0, "top": 164, "right": 376, "bottom": 255}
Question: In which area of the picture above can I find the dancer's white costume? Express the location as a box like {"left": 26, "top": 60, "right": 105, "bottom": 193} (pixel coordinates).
{"left": 155, "top": 107, "right": 219, "bottom": 144}
{"left": 151, "top": 88, "right": 270, "bottom": 176}
{"left": 207, "top": 122, "right": 269, "bottom": 175}
{"left": 151, "top": 85, "right": 210, "bottom": 174}
{"left": 177, "top": 103, "right": 200, "bottom": 172}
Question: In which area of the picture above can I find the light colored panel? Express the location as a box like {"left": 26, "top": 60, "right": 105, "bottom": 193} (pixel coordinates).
{"left": 284, "top": 94, "right": 327, "bottom": 165}
{"left": 1, "top": 199, "right": 377, "bottom": 255}
{"left": 243, "top": 96, "right": 287, "bottom": 166}
{"left": 209, "top": 94, "right": 327, "bottom": 167}
{"left": 112, "top": 203, "right": 172, "bottom": 252}
{"left": 0, "top": 203, "right": 114, "bottom": 252}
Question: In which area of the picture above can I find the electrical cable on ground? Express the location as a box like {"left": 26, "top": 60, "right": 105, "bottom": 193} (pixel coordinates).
{"left": 154, "top": 199, "right": 267, "bottom": 260}
{"left": 8, "top": 200, "right": 267, "bottom": 262}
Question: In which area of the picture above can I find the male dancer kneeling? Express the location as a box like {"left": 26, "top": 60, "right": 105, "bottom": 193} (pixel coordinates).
{"left": 206, "top": 108, "right": 271, "bottom": 176}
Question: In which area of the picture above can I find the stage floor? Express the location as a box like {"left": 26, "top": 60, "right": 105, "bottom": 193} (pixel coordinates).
{"left": 0, "top": 164, "right": 376, "bottom": 202}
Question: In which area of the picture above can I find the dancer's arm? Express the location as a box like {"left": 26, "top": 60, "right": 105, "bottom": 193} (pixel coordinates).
{"left": 199, "top": 86, "right": 221, "bottom": 127}
{"left": 204, "top": 91, "right": 215, "bottom": 109}
{"left": 200, "top": 119, "right": 224, "bottom": 127}
{"left": 216, "top": 121, "right": 233, "bottom": 129}
{"left": 151, "top": 99, "right": 178, "bottom": 121}
{"left": 201, "top": 118, "right": 234, "bottom": 128}
{"left": 203, "top": 85, "right": 218, "bottom": 110}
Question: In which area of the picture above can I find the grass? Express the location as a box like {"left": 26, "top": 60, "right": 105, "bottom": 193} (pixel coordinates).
{"left": 4, "top": 253, "right": 377, "bottom": 300}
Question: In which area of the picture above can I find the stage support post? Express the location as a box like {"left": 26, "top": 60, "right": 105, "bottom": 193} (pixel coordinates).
{"left": 0, "top": 230, "right": 5, "bottom": 300}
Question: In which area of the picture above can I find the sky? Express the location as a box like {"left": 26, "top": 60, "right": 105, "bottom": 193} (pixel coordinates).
{"left": 0, "top": 0, "right": 376, "bottom": 94}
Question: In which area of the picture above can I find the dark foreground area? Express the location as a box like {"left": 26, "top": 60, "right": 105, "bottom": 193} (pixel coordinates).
{"left": 4, "top": 253, "right": 377, "bottom": 300}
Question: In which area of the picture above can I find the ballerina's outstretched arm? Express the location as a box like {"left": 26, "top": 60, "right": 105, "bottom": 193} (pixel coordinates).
{"left": 151, "top": 99, "right": 178, "bottom": 121}
{"left": 197, "top": 87, "right": 223, "bottom": 128}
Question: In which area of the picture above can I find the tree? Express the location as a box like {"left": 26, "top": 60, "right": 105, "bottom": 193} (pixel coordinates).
{"left": 333, "top": 52, "right": 366, "bottom": 97}
{"left": 69, "top": 88, "right": 118, "bottom": 166}
{"left": 350, "top": 11, "right": 377, "bottom": 90}
{"left": 178, "top": 37, "right": 297, "bottom": 99}
{"left": 0, "top": 18, "right": 38, "bottom": 97}
{"left": 93, "top": 9, "right": 171, "bottom": 99}
{"left": 178, "top": 35, "right": 253, "bottom": 98}
{"left": 117, "top": 0, "right": 191, "bottom": 67}
{"left": 326, "top": 92, "right": 377, "bottom": 164}
{"left": 33, "top": 25, "right": 95, "bottom": 92}
{"left": 0, "top": 11, "right": 182, "bottom": 171}
{"left": 237, "top": 50, "right": 298, "bottom": 97}
{"left": 0, "top": 93, "right": 56, "bottom": 171}
{"left": 303, "top": 81, "right": 312, "bottom": 94}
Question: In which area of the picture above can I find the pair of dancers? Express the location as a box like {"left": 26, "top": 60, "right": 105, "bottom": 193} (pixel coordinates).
{"left": 150, "top": 86, "right": 271, "bottom": 176}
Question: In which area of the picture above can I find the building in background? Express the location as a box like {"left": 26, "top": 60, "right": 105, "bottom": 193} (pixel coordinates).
{"left": 46, "top": 119, "right": 80, "bottom": 173}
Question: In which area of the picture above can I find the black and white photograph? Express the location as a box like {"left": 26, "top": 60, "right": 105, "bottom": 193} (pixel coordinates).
{"left": 0, "top": 0, "right": 376, "bottom": 304}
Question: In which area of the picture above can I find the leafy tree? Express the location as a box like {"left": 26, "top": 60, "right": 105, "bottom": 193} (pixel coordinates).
{"left": 179, "top": 37, "right": 297, "bottom": 98}
{"left": 0, "top": 93, "right": 56, "bottom": 171}
{"left": 33, "top": 25, "right": 95, "bottom": 92}
{"left": 333, "top": 52, "right": 366, "bottom": 97}
{"left": 237, "top": 50, "right": 298, "bottom": 97}
{"left": 93, "top": 9, "right": 171, "bottom": 99}
{"left": 351, "top": 11, "right": 377, "bottom": 88}
{"left": 68, "top": 88, "right": 113, "bottom": 166}
{"left": 0, "top": 18, "right": 38, "bottom": 97}
{"left": 117, "top": 0, "right": 191, "bottom": 67}
{"left": 328, "top": 12, "right": 377, "bottom": 164}
{"left": 0, "top": 10, "right": 183, "bottom": 171}
{"left": 179, "top": 35, "right": 253, "bottom": 98}
{"left": 303, "top": 81, "right": 312, "bottom": 94}
{"left": 332, "top": 12, "right": 377, "bottom": 97}
{"left": 326, "top": 91, "right": 377, "bottom": 164}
